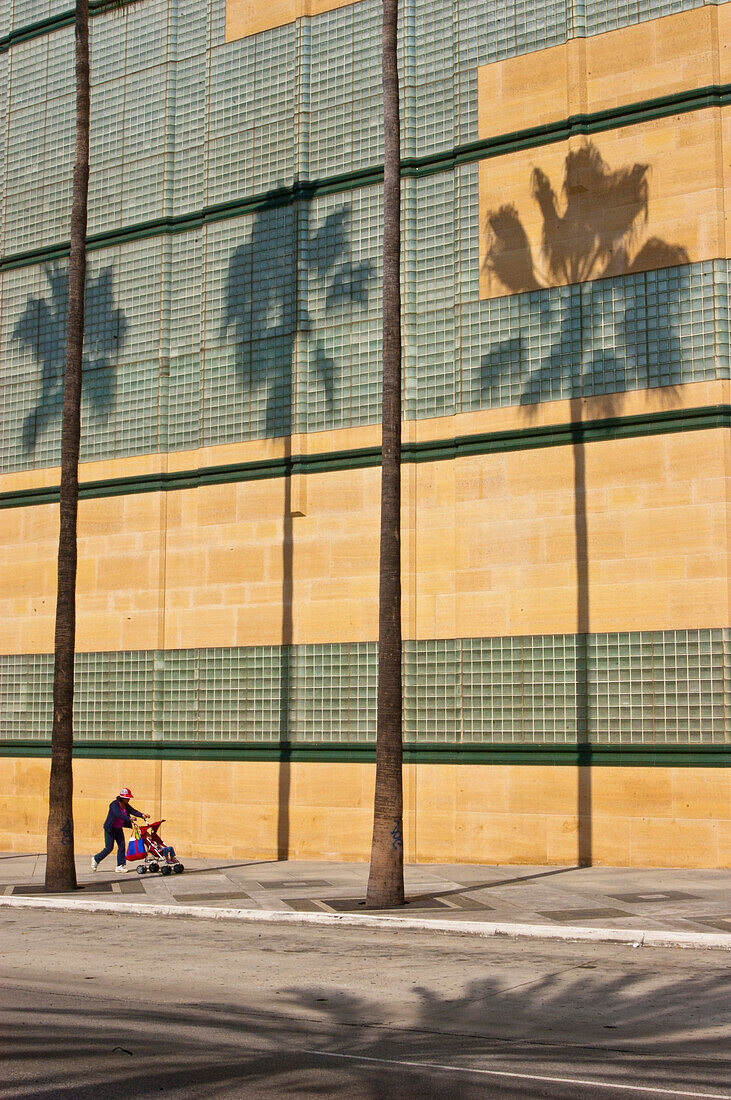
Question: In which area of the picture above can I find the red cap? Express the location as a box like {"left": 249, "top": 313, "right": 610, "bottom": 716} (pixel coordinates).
{"left": 118, "top": 788, "right": 133, "bottom": 800}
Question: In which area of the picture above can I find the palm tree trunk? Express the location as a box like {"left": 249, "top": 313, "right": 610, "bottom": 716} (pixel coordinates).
{"left": 45, "top": 0, "right": 90, "bottom": 892}
{"left": 366, "top": 0, "right": 404, "bottom": 909}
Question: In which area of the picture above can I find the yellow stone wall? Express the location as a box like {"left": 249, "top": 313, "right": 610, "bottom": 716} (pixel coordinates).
{"left": 478, "top": 7, "right": 730, "bottom": 138}
{"left": 1, "top": 381, "right": 727, "bottom": 655}
{"left": 225, "top": 0, "right": 360, "bottom": 41}
{"left": 1, "top": 755, "right": 728, "bottom": 868}
{"left": 478, "top": 6, "right": 730, "bottom": 297}
{"left": 2, "top": 9, "right": 728, "bottom": 873}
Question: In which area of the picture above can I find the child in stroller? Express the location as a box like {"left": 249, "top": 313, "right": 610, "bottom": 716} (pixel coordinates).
{"left": 131, "top": 819, "right": 185, "bottom": 876}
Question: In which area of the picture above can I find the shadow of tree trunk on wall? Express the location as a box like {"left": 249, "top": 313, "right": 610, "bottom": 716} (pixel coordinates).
{"left": 480, "top": 140, "right": 688, "bottom": 865}
{"left": 571, "top": 405, "right": 591, "bottom": 866}
{"left": 278, "top": 464, "right": 293, "bottom": 861}
{"left": 220, "top": 191, "right": 375, "bottom": 858}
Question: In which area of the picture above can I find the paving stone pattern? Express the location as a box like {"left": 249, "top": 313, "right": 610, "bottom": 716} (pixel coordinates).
{"left": 3, "top": 856, "right": 729, "bottom": 936}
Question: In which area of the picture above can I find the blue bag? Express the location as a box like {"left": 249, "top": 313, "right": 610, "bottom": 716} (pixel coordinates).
{"left": 126, "top": 826, "right": 145, "bottom": 861}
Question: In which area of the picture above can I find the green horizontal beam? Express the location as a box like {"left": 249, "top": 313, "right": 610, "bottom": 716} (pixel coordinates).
{"left": 405, "top": 83, "right": 731, "bottom": 175}
{"left": 1, "top": 82, "right": 729, "bottom": 272}
{"left": 0, "top": 739, "right": 726, "bottom": 766}
{"left": 2, "top": 404, "right": 728, "bottom": 510}
{"left": 0, "top": 0, "right": 142, "bottom": 52}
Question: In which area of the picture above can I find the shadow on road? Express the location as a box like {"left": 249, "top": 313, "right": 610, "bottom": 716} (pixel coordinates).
{"left": 3, "top": 957, "right": 729, "bottom": 1098}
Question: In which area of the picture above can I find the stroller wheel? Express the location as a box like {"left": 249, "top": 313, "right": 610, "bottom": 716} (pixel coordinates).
{"left": 148, "top": 862, "right": 159, "bottom": 873}
{"left": 136, "top": 865, "right": 147, "bottom": 875}
{"left": 160, "top": 865, "right": 172, "bottom": 876}
{"left": 173, "top": 863, "right": 184, "bottom": 874}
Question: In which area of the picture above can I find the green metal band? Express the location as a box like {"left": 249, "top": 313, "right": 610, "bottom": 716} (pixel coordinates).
{"left": 2, "top": 404, "right": 728, "bottom": 511}
{"left": 0, "top": 0, "right": 142, "bottom": 52}
{"left": 0, "top": 739, "right": 726, "bottom": 766}
{"left": 1, "top": 83, "right": 730, "bottom": 273}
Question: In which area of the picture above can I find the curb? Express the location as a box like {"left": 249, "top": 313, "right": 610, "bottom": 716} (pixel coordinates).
{"left": 1, "top": 894, "right": 729, "bottom": 950}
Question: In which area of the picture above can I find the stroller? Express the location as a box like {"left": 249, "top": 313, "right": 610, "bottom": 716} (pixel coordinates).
{"left": 131, "top": 820, "right": 185, "bottom": 876}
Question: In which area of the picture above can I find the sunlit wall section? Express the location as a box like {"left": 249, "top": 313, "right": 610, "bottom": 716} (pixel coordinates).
{"left": 0, "top": 0, "right": 728, "bottom": 867}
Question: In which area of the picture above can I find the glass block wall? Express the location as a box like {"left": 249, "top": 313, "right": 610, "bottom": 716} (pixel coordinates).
{"left": 1, "top": 0, "right": 729, "bottom": 473}
{"left": 2, "top": 631, "right": 729, "bottom": 744}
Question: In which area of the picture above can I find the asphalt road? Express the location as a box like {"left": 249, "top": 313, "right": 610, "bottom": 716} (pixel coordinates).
{"left": 1, "top": 908, "right": 729, "bottom": 1099}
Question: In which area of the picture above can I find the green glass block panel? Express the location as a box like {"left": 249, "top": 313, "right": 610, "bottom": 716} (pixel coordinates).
{"left": 0, "top": 654, "right": 52, "bottom": 740}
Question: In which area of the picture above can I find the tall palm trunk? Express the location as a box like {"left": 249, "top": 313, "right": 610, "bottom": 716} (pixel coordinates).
{"left": 366, "top": 0, "right": 404, "bottom": 909}
{"left": 45, "top": 0, "right": 90, "bottom": 892}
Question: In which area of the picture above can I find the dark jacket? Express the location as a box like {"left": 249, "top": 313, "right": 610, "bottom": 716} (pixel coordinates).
{"left": 103, "top": 799, "right": 145, "bottom": 832}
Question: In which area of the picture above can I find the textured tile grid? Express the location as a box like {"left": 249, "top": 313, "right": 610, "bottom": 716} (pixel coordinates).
{"left": 0, "top": 54, "right": 6, "bottom": 228}
{"left": 2, "top": 1, "right": 730, "bottom": 472}
{"left": 3, "top": 2, "right": 177, "bottom": 247}
{"left": 308, "top": 5, "right": 356, "bottom": 178}
{"left": 201, "top": 205, "right": 298, "bottom": 444}
{"left": 297, "top": 186, "right": 383, "bottom": 433}
{"left": 0, "top": 653, "right": 53, "bottom": 740}
{"left": 403, "top": 638, "right": 461, "bottom": 742}
{"left": 3, "top": 0, "right": 726, "bottom": 246}
{"left": 198, "top": 647, "right": 286, "bottom": 741}
{"left": 168, "top": 55, "right": 207, "bottom": 214}
{"left": 289, "top": 643, "right": 378, "bottom": 743}
{"left": 351, "top": 0, "right": 383, "bottom": 169}
{"left": 2, "top": 249, "right": 729, "bottom": 470}
{"left": 157, "top": 648, "right": 200, "bottom": 740}
{"left": 1, "top": 631, "right": 727, "bottom": 745}
{"left": 403, "top": 173, "right": 459, "bottom": 421}
{"left": 714, "top": 263, "right": 731, "bottom": 377}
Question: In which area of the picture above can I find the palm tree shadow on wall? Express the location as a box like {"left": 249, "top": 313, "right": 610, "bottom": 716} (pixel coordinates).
{"left": 221, "top": 195, "right": 374, "bottom": 859}
{"left": 13, "top": 263, "right": 127, "bottom": 455}
{"left": 481, "top": 142, "right": 687, "bottom": 865}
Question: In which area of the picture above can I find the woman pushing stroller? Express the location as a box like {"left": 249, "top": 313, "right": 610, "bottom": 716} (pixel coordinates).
{"left": 91, "top": 787, "right": 149, "bottom": 873}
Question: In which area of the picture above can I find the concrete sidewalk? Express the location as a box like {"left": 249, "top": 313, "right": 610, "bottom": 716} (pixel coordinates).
{"left": 1, "top": 853, "right": 729, "bottom": 946}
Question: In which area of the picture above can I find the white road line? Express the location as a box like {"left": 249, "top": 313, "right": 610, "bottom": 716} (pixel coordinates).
{"left": 302, "top": 1050, "right": 731, "bottom": 1099}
